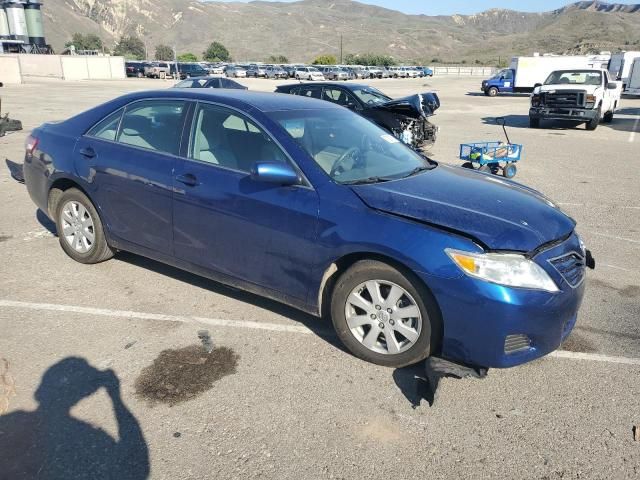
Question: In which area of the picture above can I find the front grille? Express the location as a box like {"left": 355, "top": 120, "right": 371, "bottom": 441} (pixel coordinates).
{"left": 549, "top": 252, "right": 586, "bottom": 288}
{"left": 505, "top": 334, "right": 531, "bottom": 354}
{"left": 542, "top": 91, "right": 585, "bottom": 108}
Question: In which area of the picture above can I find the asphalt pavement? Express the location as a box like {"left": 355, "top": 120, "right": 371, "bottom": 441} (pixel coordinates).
{"left": 0, "top": 76, "right": 638, "bottom": 479}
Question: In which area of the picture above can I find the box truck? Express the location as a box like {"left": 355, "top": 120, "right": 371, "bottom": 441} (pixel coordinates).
{"left": 608, "top": 51, "right": 640, "bottom": 90}
{"left": 626, "top": 58, "right": 640, "bottom": 96}
{"left": 481, "top": 55, "right": 611, "bottom": 97}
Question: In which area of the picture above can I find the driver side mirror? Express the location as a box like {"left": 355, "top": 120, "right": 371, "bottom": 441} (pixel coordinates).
{"left": 606, "top": 82, "right": 617, "bottom": 90}
{"left": 250, "top": 162, "right": 300, "bottom": 186}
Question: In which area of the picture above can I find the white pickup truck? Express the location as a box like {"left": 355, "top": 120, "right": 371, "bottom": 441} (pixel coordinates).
{"left": 529, "top": 69, "right": 622, "bottom": 130}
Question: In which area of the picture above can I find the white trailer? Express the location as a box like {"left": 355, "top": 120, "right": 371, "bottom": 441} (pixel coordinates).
{"left": 510, "top": 55, "right": 610, "bottom": 90}
{"left": 608, "top": 51, "right": 640, "bottom": 89}
{"left": 626, "top": 58, "right": 640, "bottom": 96}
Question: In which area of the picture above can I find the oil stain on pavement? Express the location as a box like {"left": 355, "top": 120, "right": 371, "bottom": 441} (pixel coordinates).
{"left": 135, "top": 345, "right": 239, "bottom": 406}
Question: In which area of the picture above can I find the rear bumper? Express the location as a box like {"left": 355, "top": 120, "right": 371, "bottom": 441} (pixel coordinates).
{"left": 421, "top": 232, "right": 587, "bottom": 368}
{"left": 529, "top": 107, "right": 598, "bottom": 122}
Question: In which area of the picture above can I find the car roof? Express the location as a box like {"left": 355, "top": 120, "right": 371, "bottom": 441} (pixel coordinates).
{"left": 278, "top": 81, "right": 371, "bottom": 90}
{"left": 118, "top": 89, "right": 337, "bottom": 112}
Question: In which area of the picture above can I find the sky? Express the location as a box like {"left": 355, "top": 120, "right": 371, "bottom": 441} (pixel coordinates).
{"left": 206, "top": 0, "right": 639, "bottom": 15}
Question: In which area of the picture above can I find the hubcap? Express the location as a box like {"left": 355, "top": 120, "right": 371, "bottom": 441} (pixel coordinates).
{"left": 344, "top": 280, "right": 422, "bottom": 355}
{"left": 60, "top": 201, "right": 95, "bottom": 254}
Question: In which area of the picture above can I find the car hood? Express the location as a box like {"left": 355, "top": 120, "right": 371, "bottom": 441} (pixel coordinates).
{"left": 374, "top": 93, "right": 440, "bottom": 118}
{"left": 535, "top": 84, "right": 600, "bottom": 94}
{"left": 350, "top": 164, "right": 575, "bottom": 252}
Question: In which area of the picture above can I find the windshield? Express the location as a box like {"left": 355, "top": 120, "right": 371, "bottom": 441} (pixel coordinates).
{"left": 545, "top": 71, "right": 602, "bottom": 86}
{"left": 267, "top": 109, "right": 433, "bottom": 184}
{"left": 309, "top": 67, "right": 320, "bottom": 72}
{"left": 350, "top": 87, "right": 392, "bottom": 105}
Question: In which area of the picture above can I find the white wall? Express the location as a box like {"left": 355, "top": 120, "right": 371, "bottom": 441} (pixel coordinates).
{"left": 61, "top": 56, "right": 90, "bottom": 80}
{"left": 0, "top": 54, "right": 126, "bottom": 82}
{"left": 0, "top": 55, "right": 22, "bottom": 84}
{"left": 16, "top": 53, "right": 63, "bottom": 78}
{"left": 108, "top": 56, "right": 126, "bottom": 79}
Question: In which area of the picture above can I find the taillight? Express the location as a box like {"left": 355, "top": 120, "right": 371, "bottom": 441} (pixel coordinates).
{"left": 25, "top": 134, "right": 39, "bottom": 155}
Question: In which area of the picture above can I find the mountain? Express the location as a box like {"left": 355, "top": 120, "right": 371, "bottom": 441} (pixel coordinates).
{"left": 41, "top": 0, "right": 640, "bottom": 63}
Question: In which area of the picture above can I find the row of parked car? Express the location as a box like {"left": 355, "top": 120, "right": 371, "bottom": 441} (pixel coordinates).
{"left": 126, "top": 60, "right": 434, "bottom": 81}
{"left": 125, "top": 61, "right": 222, "bottom": 79}
{"left": 227, "top": 64, "right": 434, "bottom": 80}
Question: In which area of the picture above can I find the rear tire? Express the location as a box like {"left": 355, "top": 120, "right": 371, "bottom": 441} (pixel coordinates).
{"left": 330, "top": 260, "right": 438, "bottom": 368}
{"left": 603, "top": 111, "right": 613, "bottom": 123}
{"left": 55, "top": 188, "right": 114, "bottom": 264}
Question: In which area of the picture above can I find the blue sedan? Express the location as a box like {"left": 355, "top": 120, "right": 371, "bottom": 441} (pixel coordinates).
{"left": 23, "top": 89, "right": 592, "bottom": 368}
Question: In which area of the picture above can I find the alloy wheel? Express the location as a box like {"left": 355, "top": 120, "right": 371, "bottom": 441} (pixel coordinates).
{"left": 60, "top": 201, "right": 95, "bottom": 254}
{"left": 344, "top": 280, "right": 422, "bottom": 355}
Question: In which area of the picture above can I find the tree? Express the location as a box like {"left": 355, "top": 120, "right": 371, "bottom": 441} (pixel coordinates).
{"left": 312, "top": 54, "right": 337, "bottom": 65}
{"left": 65, "top": 33, "right": 104, "bottom": 52}
{"left": 177, "top": 52, "right": 198, "bottom": 62}
{"left": 155, "top": 44, "right": 174, "bottom": 61}
{"left": 203, "top": 42, "right": 231, "bottom": 62}
{"left": 343, "top": 53, "right": 395, "bottom": 67}
{"left": 266, "top": 54, "right": 288, "bottom": 63}
{"left": 113, "top": 35, "right": 146, "bottom": 60}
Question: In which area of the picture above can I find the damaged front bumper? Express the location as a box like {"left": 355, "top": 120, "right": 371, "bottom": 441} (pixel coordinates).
{"left": 376, "top": 92, "right": 440, "bottom": 150}
{"left": 422, "top": 232, "right": 587, "bottom": 368}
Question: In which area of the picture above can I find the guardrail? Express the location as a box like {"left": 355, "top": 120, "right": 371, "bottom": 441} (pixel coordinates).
{"left": 432, "top": 66, "right": 497, "bottom": 76}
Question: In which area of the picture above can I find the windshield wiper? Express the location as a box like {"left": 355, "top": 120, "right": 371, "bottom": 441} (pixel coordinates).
{"left": 341, "top": 176, "right": 394, "bottom": 185}
{"left": 400, "top": 165, "right": 434, "bottom": 178}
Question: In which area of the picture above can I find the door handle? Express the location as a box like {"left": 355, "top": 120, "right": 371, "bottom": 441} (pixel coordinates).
{"left": 175, "top": 173, "right": 199, "bottom": 187}
{"left": 79, "top": 147, "right": 96, "bottom": 158}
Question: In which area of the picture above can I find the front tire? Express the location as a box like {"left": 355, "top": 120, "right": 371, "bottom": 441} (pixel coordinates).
{"left": 486, "top": 87, "right": 498, "bottom": 97}
{"left": 503, "top": 163, "right": 517, "bottom": 178}
{"left": 330, "top": 260, "right": 437, "bottom": 368}
{"left": 603, "top": 111, "right": 613, "bottom": 123}
{"left": 529, "top": 117, "right": 540, "bottom": 128}
{"left": 55, "top": 188, "right": 114, "bottom": 264}
{"left": 586, "top": 109, "right": 600, "bottom": 131}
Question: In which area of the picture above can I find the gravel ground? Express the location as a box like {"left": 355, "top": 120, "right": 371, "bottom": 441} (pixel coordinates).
{"left": 0, "top": 76, "right": 639, "bottom": 479}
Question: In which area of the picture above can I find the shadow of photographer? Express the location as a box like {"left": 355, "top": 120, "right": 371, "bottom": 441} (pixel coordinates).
{"left": 0, "top": 357, "right": 149, "bottom": 479}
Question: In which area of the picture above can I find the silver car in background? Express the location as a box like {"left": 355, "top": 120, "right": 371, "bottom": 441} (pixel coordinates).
{"left": 265, "top": 65, "right": 288, "bottom": 79}
{"left": 322, "top": 66, "right": 349, "bottom": 81}
{"left": 226, "top": 65, "right": 247, "bottom": 78}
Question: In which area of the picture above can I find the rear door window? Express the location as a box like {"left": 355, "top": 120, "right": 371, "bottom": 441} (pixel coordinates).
{"left": 117, "top": 100, "right": 186, "bottom": 156}
{"left": 87, "top": 108, "right": 124, "bottom": 141}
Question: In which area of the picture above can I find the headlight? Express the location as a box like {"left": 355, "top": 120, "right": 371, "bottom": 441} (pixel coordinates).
{"left": 445, "top": 249, "right": 559, "bottom": 292}
{"left": 586, "top": 94, "right": 596, "bottom": 103}
{"left": 531, "top": 95, "right": 540, "bottom": 107}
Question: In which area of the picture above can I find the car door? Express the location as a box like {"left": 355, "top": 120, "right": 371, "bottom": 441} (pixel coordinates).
{"left": 602, "top": 71, "right": 614, "bottom": 112}
{"left": 501, "top": 69, "right": 514, "bottom": 92}
{"left": 76, "top": 99, "right": 187, "bottom": 255}
{"left": 172, "top": 102, "right": 320, "bottom": 302}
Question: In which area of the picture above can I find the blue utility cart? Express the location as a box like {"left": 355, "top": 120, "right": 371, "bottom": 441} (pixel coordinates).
{"left": 459, "top": 117, "right": 523, "bottom": 178}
